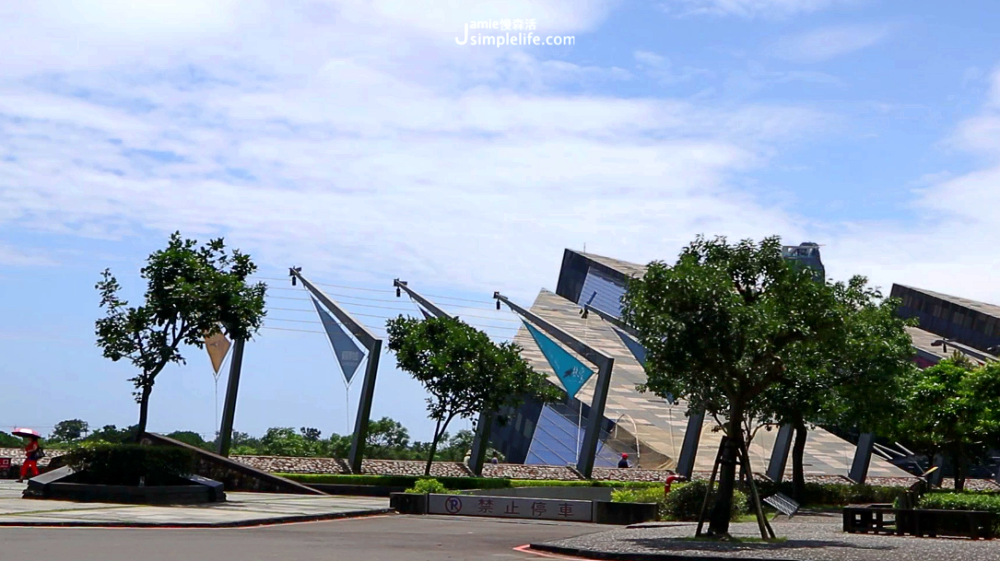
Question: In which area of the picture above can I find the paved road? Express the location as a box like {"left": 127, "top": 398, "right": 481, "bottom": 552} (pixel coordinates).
{"left": 0, "top": 514, "right": 596, "bottom": 560}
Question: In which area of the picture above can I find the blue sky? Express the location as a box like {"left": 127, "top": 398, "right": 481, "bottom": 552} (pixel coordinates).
{"left": 2, "top": 0, "right": 999, "bottom": 442}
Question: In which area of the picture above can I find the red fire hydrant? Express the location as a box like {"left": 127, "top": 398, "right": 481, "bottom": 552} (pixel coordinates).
{"left": 664, "top": 475, "right": 684, "bottom": 494}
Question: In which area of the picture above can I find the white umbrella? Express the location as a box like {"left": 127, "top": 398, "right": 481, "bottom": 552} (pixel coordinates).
{"left": 12, "top": 427, "right": 40, "bottom": 438}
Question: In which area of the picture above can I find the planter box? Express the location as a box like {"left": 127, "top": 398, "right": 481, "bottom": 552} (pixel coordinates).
{"left": 24, "top": 466, "right": 225, "bottom": 505}
{"left": 390, "top": 492, "right": 428, "bottom": 514}
{"left": 593, "top": 501, "right": 659, "bottom": 525}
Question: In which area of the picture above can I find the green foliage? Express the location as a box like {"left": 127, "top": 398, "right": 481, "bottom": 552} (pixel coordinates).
{"left": 66, "top": 443, "right": 195, "bottom": 486}
{"left": 0, "top": 431, "right": 23, "bottom": 447}
{"left": 94, "top": 232, "right": 267, "bottom": 437}
{"left": 260, "top": 427, "right": 312, "bottom": 456}
{"left": 51, "top": 419, "right": 90, "bottom": 442}
{"left": 386, "top": 315, "right": 560, "bottom": 475}
{"left": 166, "top": 431, "right": 210, "bottom": 450}
{"left": 755, "top": 481, "right": 905, "bottom": 506}
{"left": 612, "top": 481, "right": 748, "bottom": 521}
{"left": 893, "top": 357, "right": 1000, "bottom": 490}
{"left": 405, "top": 478, "right": 448, "bottom": 494}
{"left": 511, "top": 480, "right": 662, "bottom": 489}
{"left": 620, "top": 235, "right": 842, "bottom": 533}
{"left": 84, "top": 424, "right": 138, "bottom": 444}
{"left": 918, "top": 492, "right": 1000, "bottom": 533}
{"left": 279, "top": 473, "right": 512, "bottom": 490}
{"left": 300, "top": 427, "right": 322, "bottom": 442}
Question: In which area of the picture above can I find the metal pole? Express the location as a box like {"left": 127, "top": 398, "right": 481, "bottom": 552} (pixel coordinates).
{"left": 766, "top": 424, "right": 794, "bottom": 483}
{"left": 494, "top": 292, "right": 614, "bottom": 478}
{"left": 394, "top": 279, "right": 501, "bottom": 474}
{"left": 676, "top": 410, "right": 705, "bottom": 480}
{"left": 348, "top": 340, "right": 381, "bottom": 473}
{"left": 217, "top": 337, "right": 245, "bottom": 457}
{"left": 848, "top": 432, "right": 876, "bottom": 484}
{"left": 290, "top": 268, "right": 382, "bottom": 474}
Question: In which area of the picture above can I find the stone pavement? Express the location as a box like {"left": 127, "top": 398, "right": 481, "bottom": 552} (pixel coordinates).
{"left": 533, "top": 513, "right": 1000, "bottom": 561}
{"left": 0, "top": 481, "right": 390, "bottom": 527}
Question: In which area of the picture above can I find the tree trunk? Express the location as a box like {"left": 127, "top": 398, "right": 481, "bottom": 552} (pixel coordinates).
{"left": 135, "top": 384, "right": 152, "bottom": 442}
{"left": 424, "top": 418, "right": 452, "bottom": 477}
{"left": 953, "top": 449, "right": 965, "bottom": 492}
{"left": 791, "top": 417, "right": 808, "bottom": 503}
{"left": 708, "top": 402, "right": 743, "bottom": 537}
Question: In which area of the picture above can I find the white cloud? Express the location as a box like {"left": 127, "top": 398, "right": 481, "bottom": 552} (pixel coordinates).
{"left": 0, "top": 243, "right": 58, "bottom": 267}
{"left": 659, "top": 0, "right": 854, "bottom": 18}
{"left": 633, "top": 50, "right": 711, "bottom": 85}
{"left": 769, "top": 24, "right": 891, "bottom": 63}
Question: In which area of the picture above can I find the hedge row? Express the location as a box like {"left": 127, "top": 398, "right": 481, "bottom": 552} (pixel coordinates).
{"left": 612, "top": 481, "right": 749, "bottom": 521}
{"left": 753, "top": 481, "right": 907, "bottom": 506}
{"left": 278, "top": 473, "right": 665, "bottom": 490}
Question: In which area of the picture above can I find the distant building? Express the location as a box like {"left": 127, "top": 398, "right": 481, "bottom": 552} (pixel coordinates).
{"left": 782, "top": 242, "right": 825, "bottom": 281}
{"left": 892, "top": 284, "right": 1000, "bottom": 367}
{"left": 488, "top": 248, "right": 907, "bottom": 480}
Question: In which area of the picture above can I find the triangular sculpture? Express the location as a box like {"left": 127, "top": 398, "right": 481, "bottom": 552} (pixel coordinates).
{"left": 613, "top": 327, "right": 646, "bottom": 367}
{"left": 522, "top": 321, "right": 594, "bottom": 399}
{"left": 204, "top": 331, "right": 231, "bottom": 375}
{"left": 311, "top": 297, "right": 365, "bottom": 385}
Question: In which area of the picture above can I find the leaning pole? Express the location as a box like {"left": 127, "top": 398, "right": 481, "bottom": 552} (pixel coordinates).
{"left": 290, "top": 267, "right": 383, "bottom": 474}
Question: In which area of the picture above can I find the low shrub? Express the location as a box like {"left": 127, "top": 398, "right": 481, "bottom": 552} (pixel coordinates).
{"left": 278, "top": 473, "right": 512, "bottom": 490}
{"left": 65, "top": 443, "right": 194, "bottom": 486}
{"left": 918, "top": 492, "right": 1000, "bottom": 533}
{"left": 405, "top": 478, "right": 448, "bottom": 494}
{"left": 612, "top": 481, "right": 748, "bottom": 521}
{"left": 511, "top": 479, "right": 662, "bottom": 489}
{"left": 753, "top": 481, "right": 905, "bottom": 507}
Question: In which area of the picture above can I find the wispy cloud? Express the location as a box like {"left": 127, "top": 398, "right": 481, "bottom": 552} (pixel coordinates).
{"left": 0, "top": 243, "right": 58, "bottom": 267}
{"left": 659, "top": 0, "right": 855, "bottom": 19}
{"left": 768, "top": 24, "right": 891, "bottom": 63}
{"left": 633, "top": 50, "right": 711, "bottom": 84}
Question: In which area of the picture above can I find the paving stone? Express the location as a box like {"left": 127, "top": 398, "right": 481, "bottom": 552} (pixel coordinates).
{"left": 539, "top": 515, "right": 1000, "bottom": 560}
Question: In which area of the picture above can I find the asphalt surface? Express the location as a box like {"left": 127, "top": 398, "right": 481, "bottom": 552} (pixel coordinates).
{"left": 0, "top": 514, "right": 596, "bottom": 560}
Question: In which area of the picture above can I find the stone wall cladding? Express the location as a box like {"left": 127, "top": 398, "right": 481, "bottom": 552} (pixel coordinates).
{"left": 591, "top": 468, "right": 671, "bottom": 482}
{"left": 361, "top": 459, "right": 471, "bottom": 478}
{"left": 0, "top": 447, "right": 65, "bottom": 467}
{"left": 483, "top": 464, "right": 583, "bottom": 480}
{"left": 230, "top": 455, "right": 350, "bottom": 475}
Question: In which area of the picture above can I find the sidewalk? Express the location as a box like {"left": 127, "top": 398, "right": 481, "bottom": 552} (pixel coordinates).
{"left": 0, "top": 481, "right": 391, "bottom": 527}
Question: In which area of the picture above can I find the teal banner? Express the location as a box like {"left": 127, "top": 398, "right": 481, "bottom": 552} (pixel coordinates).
{"left": 311, "top": 297, "right": 365, "bottom": 385}
{"left": 522, "top": 321, "right": 594, "bottom": 399}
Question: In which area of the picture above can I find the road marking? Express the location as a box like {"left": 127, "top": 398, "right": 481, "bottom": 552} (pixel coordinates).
{"left": 512, "top": 544, "right": 587, "bottom": 560}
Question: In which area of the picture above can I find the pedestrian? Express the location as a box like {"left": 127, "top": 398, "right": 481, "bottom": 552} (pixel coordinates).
{"left": 18, "top": 435, "right": 43, "bottom": 482}
{"left": 463, "top": 450, "right": 471, "bottom": 466}
{"left": 617, "top": 453, "right": 629, "bottom": 469}
{"left": 490, "top": 452, "right": 499, "bottom": 465}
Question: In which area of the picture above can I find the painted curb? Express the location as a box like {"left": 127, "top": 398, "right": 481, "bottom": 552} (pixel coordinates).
{"left": 0, "top": 507, "right": 394, "bottom": 529}
{"left": 529, "top": 543, "right": 796, "bottom": 561}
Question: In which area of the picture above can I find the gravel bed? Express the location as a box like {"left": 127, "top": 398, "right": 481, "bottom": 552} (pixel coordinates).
{"left": 231, "top": 455, "right": 350, "bottom": 474}
{"left": 538, "top": 516, "right": 1000, "bottom": 561}
{"left": 592, "top": 468, "right": 674, "bottom": 482}
{"left": 483, "top": 464, "right": 583, "bottom": 480}
{"left": 359, "top": 459, "right": 471, "bottom": 478}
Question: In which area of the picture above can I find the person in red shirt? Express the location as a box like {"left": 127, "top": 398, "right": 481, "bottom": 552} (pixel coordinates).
{"left": 18, "top": 436, "right": 41, "bottom": 482}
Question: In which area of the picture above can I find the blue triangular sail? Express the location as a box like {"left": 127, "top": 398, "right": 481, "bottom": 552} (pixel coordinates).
{"left": 613, "top": 327, "right": 647, "bottom": 367}
{"left": 311, "top": 297, "right": 365, "bottom": 385}
{"left": 522, "top": 321, "right": 594, "bottom": 399}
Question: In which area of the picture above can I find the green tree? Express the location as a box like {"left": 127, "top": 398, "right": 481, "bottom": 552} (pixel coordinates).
{"left": 51, "top": 419, "right": 90, "bottom": 442}
{"left": 620, "top": 235, "right": 842, "bottom": 537}
{"left": 758, "top": 277, "right": 917, "bottom": 501}
{"left": 85, "top": 425, "right": 138, "bottom": 444}
{"left": 366, "top": 417, "right": 410, "bottom": 450}
{"left": 299, "top": 427, "right": 322, "bottom": 442}
{"left": 386, "top": 315, "right": 560, "bottom": 476}
{"left": 895, "top": 356, "right": 1000, "bottom": 490}
{"left": 0, "top": 431, "right": 22, "bottom": 447}
{"left": 95, "top": 232, "right": 267, "bottom": 439}
{"left": 260, "top": 427, "right": 313, "bottom": 457}
{"left": 166, "top": 430, "right": 210, "bottom": 449}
